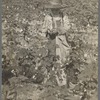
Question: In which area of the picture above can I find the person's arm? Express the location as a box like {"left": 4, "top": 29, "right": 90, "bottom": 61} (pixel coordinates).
{"left": 42, "top": 15, "right": 53, "bottom": 31}
{"left": 63, "top": 15, "right": 71, "bottom": 31}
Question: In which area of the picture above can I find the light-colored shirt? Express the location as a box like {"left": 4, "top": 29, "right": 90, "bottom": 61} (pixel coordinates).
{"left": 42, "top": 14, "right": 71, "bottom": 33}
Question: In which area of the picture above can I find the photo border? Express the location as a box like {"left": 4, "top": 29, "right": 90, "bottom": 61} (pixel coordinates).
{"left": 0, "top": 0, "right": 99, "bottom": 100}
{"left": 0, "top": 0, "right": 2, "bottom": 99}
{"left": 98, "top": 0, "right": 100, "bottom": 99}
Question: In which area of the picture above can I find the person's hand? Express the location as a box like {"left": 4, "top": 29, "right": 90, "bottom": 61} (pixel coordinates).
{"left": 52, "top": 28, "right": 58, "bottom": 34}
{"left": 47, "top": 29, "right": 58, "bottom": 36}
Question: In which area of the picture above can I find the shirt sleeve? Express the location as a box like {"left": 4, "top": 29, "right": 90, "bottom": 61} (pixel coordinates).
{"left": 42, "top": 15, "right": 53, "bottom": 33}
{"left": 63, "top": 15, "right": 71, "bottom": 31}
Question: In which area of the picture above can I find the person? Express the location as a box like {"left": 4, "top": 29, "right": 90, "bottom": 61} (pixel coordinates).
{"left": 43, "top": 0, "right": 71, "bottom": 65}
{"left": 41, "top": 0, "right": 72, "bottom": 86}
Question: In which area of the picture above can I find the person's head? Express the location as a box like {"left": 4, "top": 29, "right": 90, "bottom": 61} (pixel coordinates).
{"left": 45, "top": 0, "right": 63, "bottom": 8}
{"left": 44, "top": 0, "right": 66, "bottom": 15}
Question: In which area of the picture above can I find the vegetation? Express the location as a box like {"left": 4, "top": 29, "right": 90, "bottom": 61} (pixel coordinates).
{"left": 2, "top": 0, "right": 98, "bottom": 100}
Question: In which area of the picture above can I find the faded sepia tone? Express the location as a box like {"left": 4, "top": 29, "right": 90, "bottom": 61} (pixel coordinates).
{"left": 2, "top": 0, "right": 98, "bottom": 100}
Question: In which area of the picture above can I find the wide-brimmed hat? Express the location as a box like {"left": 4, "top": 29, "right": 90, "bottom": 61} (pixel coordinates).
{"left": 44, "top": 0, "right": 67, "bottom": 9}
